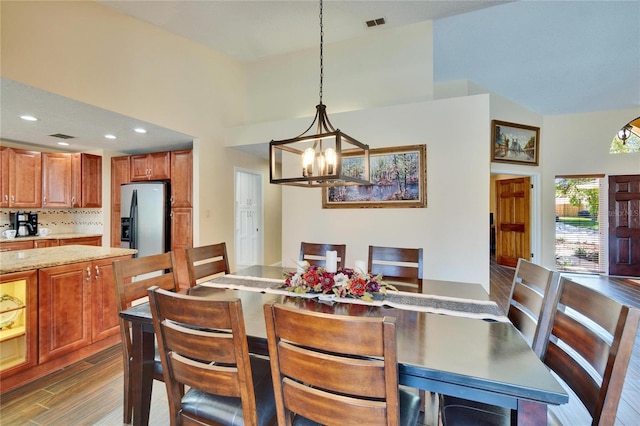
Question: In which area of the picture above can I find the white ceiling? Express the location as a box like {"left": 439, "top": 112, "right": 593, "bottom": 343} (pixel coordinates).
{"left": 2, "top": 0, "right": 638, "bottom": 155}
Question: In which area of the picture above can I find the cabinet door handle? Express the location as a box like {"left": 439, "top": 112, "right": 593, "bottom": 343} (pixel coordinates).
{"left": 72, "top": 196, "right": 76, "bottom": 204}
{"left": 11, "top": 195, "right": 15, "bottom": 204}
{"left": 3, "top": 195, "right": 7, "bottom": 202}
{"left": 86, "top": 266, "right": 92, "bottom": 282}
{"left": 43, "top": 196, "right": 47, "bottom": 205}
{"left": 94, "top": 265, "right": 100, "bottom": 280}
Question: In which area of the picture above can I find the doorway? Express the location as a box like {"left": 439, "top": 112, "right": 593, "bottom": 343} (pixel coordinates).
{"left": 234, "top": 168, "right": 264, "bottom": 268}
{"left": 491, "top": 172, "right": 539, "bottom": 267}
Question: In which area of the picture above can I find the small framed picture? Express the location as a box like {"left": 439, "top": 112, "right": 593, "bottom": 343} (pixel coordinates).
{"left": 491, "top": 120, "right": 540, "bottom": 166}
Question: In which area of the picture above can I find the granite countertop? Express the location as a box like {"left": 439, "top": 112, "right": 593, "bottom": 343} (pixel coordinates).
{"left": 0, "top": 233, "right": 103, "bottom": 243}
{"left": 0, "top": 245, "right": 138, "bottom": 274}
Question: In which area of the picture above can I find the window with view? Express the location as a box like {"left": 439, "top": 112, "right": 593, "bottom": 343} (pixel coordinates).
{"left": 555, "top": 176, "right": 606, "bottom": 274}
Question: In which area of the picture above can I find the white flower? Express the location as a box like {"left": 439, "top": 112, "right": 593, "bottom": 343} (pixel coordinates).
{"left": 333, "top": 273, "right": 348, "bottom": 287}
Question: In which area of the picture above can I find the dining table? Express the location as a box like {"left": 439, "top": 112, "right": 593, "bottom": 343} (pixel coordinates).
{"left": 119, "top": 265, "right": 568, "bottom": 426}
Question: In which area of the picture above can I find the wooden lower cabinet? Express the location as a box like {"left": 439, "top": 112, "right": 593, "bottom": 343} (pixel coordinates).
{"left": 0, "top": 271, "right": 38, "bottom": 380}
{"left": 57, "top": 236, "right": 102, "bottom": 247}
{"left": 37, "top": 255, "right": 125, "bottom": 364}
{"left": 0, "top": 240, "right": 34, "bottom": 252}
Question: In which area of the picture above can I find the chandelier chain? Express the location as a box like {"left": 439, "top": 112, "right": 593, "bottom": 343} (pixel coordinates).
{"left": 319, "top": 0, "right": 324, "bottom": 105}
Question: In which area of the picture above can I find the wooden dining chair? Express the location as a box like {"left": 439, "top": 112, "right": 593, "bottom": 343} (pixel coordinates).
{"left": 148, "top": 287, "right": 277, "bottom": 426}
{"left": 185, "top": 242, "right": 230, "bottom": 286}
{"left": 506, "top": 258, "right": 560, "bottom": 358}
{"left": 368, "top": 246, "right": 423, "bottom": 293}
{"left": 112, "top": 252, "right": 179, "bottom": 424}
{"left": 299, "top": 242, "right": 346, "bottom": 269}
{"left": 440, "top": 276, "right": 640, "bottom": 426}
{"left": 263, "top": 302, "right": 422, "bottom": 426}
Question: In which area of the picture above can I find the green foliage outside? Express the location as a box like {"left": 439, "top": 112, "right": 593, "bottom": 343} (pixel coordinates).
{"left": 555, "top": 178, "right": 599, "bottom": 218}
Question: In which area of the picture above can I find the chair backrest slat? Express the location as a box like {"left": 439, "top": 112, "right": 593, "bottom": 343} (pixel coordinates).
{"left": 368, "top": 246, "right": 423, "bottom": 293}
{"left": 299, "top": 242, "right": 346, "bottom": 269}
{"left": 264, "top": 302, "right": 401, "bottom": 426}
{"left": 185, "top": 242, "right": 230, "bottom": 286}
{"left": 506, "top": 258, "right": 559, "bottom": 357}
{"left": 541, "top": 276, "right": 640, "bottom": 425}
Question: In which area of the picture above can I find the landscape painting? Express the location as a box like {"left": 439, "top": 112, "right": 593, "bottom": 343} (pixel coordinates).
{"left": 491, "top": 120, "right": 540, "bottom": 165}
{"left": 322, "top": 144, "right": 427, "bottom": 209}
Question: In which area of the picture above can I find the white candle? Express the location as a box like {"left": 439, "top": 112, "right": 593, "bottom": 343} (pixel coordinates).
{"left": 354, "top": 260, "right": 367, "bottom": 274}
{"left": 325, "top": 250, "right": 338, "bottom": 273}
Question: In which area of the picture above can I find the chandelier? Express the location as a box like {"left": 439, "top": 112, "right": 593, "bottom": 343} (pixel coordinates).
{"left": 269, "top": 0, "right": 370, "bottom": 187}
{"left": 617, "top": 125, "right": 632, "bottom": 145}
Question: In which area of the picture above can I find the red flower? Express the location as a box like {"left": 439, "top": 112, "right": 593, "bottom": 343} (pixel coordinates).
{"left": 303, "top": 270, "right": 320, "bottom": 286}
{"left": 349, "top": 277, "right": 367, "bottom": 296}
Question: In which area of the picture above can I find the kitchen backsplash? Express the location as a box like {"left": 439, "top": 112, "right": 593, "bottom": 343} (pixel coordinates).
{"left": 0, "top": 209, "right": 104, "bottom": 235}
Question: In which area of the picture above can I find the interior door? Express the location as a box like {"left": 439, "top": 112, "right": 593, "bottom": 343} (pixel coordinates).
{"left": 495, "top": 177, "right": 531, "bottom": 267}
{"left": 608, "top": 174, "right": 640, "bottom": 277}
{"left": 235, "top": 170, "right": 263, "bottom": 267}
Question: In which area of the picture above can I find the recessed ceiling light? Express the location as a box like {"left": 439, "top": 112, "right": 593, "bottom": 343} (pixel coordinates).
{"left": 20, "top": 115, "right": 38, "bottom": 121}
{"left": 57, "top": 142, "right": 69, "bottom": 146}
{"left": 105, "top": 134, "right": 117, "bottom": 139}
{"left": 134, "top": 127, "right": 147, "bottom": 134}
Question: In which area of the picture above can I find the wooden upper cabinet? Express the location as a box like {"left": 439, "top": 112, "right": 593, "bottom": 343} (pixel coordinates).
{"left": 72, "top": 153, "right": 102, "bottom": 208}
{"left": 0, "top": 147, "right": 9, "bottom": 208}
{"left": 42, "top": 152, "right": 72, "bottom": 208}
{"left": 170, "top": 149, "right": 192, "bottom": 208}
{"left": 7, "top": 148, "right": 41, "bottom": 208}
{"left": 130, "top": 151, "right": 170, "bottom": 181}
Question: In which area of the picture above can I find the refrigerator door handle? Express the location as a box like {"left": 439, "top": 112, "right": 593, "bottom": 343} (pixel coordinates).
{"left": 130, "top": 189, "right": 138, "bottom": 253}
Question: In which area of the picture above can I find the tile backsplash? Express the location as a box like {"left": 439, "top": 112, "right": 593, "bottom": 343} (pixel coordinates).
{"left": 0, "top": 209, "right": 104, "bottom": 235}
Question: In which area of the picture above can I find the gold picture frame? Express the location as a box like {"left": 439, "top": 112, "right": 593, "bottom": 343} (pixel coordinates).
{"left": 322, "top": 144, "right": 427, "bottom": 209}
{"left": 491, "top": 120, "right": 540, "bottom": 166}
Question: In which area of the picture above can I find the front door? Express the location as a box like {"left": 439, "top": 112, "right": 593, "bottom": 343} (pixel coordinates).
{"left": 495, "top": 177, "right": 531, "bottom": 267}
{"left": 608, "top": 175, "right": 640, "bottom": 277}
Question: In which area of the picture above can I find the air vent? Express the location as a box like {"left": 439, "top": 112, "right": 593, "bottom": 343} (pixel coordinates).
{"left": 49, "top": 133, "right": 75, "bottom": 139}
{"left": 366, "top": 17, "right": 386, "bottom": 28}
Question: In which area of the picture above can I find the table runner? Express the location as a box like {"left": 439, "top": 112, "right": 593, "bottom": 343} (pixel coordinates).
{"left": 201, "top": 275, "right": 508, "bottom": 322}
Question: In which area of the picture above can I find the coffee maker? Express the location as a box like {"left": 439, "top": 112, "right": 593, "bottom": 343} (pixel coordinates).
{"left": 10, "top": 212, "right": 38, "bottom": 237}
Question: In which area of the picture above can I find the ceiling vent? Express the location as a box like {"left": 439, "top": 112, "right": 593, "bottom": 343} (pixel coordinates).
{"left": 49, "top": 133, "right": 75, "bottom": 139}
{"left": 366, "top": 17, "right": 386, "bottom": 28}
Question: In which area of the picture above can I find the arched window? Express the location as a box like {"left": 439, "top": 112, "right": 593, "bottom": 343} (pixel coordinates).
{"left": 610, "top": 117, "right": 640, "bottom": 153}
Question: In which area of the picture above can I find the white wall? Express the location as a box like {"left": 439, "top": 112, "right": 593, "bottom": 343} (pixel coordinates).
{"left": 230, "top": 95, "right": 493, "bottom": 290}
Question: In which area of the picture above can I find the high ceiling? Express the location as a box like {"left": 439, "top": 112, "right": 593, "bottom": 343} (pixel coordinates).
{"left": 2, "top": 0, "right": 638, "bottom": 154}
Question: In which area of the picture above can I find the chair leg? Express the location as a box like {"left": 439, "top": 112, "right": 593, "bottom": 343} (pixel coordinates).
{"left": 123, "top": 361, "right": 133, "bottom": 424}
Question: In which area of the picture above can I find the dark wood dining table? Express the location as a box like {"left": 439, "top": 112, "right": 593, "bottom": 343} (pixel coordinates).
{"left": 119, "top": 265, "right": 568, "bottom": 426}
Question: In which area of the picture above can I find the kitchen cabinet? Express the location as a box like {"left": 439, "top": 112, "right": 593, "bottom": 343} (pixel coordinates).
{"left": 34, "top": 239, "right": 59, "bottom": 249}
{"left": 72, "top": 153, "right": 102, "bottom": 208}
{"left": 110, "top": 156, "right": 130, "bottom": 247}
{"left": 170, "top": 149, "right": 192, "bottom": 208}
{"left": 1, "top": 148, "right": 41, "bottom": 208}
{"left": 0, "top": 240, "right": 34, "bottom": 252}
{"left": 37, "top": 255, "right": 126, "bottom": 363}
{"left": 0, "top": 271, "right": 38, "bottom": 379}
{"left": 42, "top": 152, "right": 72, "bottom": 208}
{"left": 130, "top": 151, "right": 170, "bottom": 181}
{"left": 58, "top": 236, "right": 102, "bottom": 247}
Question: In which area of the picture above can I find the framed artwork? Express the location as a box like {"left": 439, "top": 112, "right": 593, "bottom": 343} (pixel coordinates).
{"left": 322, "top": 144, "right": 427, "bottom": 209}
{"left": 491, "top": 120, "right": 540, "bottom": 166}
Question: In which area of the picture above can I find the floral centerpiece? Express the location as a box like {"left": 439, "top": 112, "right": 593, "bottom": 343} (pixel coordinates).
{"left": 280, "top": 262, "right": 397, "bottom": 302}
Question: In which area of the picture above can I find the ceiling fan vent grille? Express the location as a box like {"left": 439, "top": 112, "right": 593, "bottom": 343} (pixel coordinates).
{"left": 366, "top": 17, "right": 386, "bottom": 28}
{"left": 49, "top": 133, "right": 75, "bottom": 139}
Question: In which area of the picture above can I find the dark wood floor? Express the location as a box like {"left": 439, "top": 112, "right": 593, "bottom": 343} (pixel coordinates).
{"left": 1, "top": 261, "right": 638, "bottom": 426}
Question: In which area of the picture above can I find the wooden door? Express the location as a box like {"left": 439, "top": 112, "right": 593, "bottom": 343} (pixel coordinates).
{"left": 91, "top": 257, "right": 127, "bottom": 342}
{"left": 9, "top": 148, "right": 41, "bottom": 208}
{"left": 495, "top": 177, "right": 531, "bottom": 267}
{"left": 72, "top": 153, "right": 102, "bottom": 208}
{"left": 149, "top": 151, "right": 170, "bottom": 180}
{"left": 42, "top": 152, "right": 72, "bottom": 208}
{"left": 171, "top": 207, "right": 193, "bottom": 288}
{"left": 38, "top": 262, "right": 91, "bottom": 363}
{"left": 609, "top": 175, "right": 640, "bottom": 277}
{"left": 0, "top": 147, "right": 9, "bottom": 208}
{"left": 170, "top": 149, "right": 192, "bottom": 208}
{"left": 130, "top": 154, "right": 151, "bottom": 181}
{"left": 111, "top": 156, "right": 130, "bottom": 247}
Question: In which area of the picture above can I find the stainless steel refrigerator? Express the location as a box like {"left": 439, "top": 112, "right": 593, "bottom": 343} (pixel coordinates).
{"left": 120, "top": 181, "right": 170, "bottom": 258}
